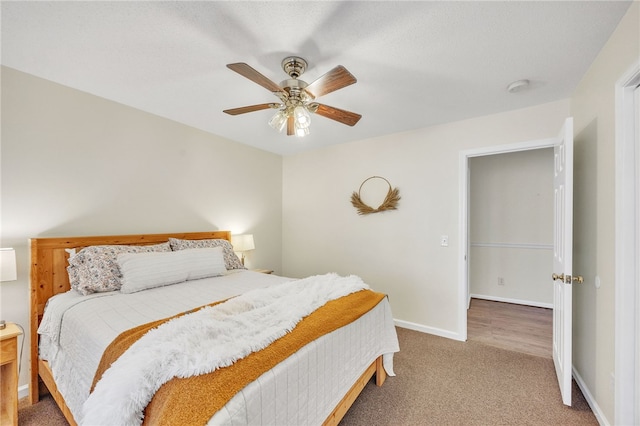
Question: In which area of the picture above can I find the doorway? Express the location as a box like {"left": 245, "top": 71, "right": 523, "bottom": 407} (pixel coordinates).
{"left": 458, "top": 137, "right": 557, "bottom": 342}
{"left": 465, "top": 147, "right": 554, "bottom": 356}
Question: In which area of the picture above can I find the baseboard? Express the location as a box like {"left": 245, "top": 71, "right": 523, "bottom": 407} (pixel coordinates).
{"left": 18, "top": 383, "right": 29, "bottom": 399}
{"left": 572, "top": 366, "right": 610, "bottom": 426}
{"left": 394, "top": 319, "right": 465, "bottom": 341}
{"left": 470, "top": 294, "right": 553, "bottom": 309}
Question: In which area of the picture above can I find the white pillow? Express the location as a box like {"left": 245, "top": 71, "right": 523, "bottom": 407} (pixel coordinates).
{"left": 183, "top": 247, "right": 227, "bottom": 280}
{"left": 118, "top": 247, "right": 226, "bottom": 294}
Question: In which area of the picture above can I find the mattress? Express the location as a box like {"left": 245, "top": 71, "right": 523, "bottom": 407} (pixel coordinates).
{"left": 38, "top": 270, "right": 399, "bottom": 425}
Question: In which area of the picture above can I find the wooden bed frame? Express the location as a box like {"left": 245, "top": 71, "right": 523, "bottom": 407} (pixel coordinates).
{"left": 29, "top": 231, "right": 386, "bottom": 426}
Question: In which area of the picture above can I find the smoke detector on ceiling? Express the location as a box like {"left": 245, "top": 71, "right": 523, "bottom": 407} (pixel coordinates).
{"left": 507, "top": 79, "right": 530, "bottom": 93}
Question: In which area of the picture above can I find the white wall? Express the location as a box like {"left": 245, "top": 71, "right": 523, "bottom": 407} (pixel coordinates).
{"left": 570, "top": 2, "right": 639, "bottom": 424}
{"left": 282, "top": 99, "right": 569, "bottom": 338}
{"left": 0, "top": 66, "right": 283, "bottom": 391}
{"left": 469, "top": 149, "right": 554, "bottom": 306}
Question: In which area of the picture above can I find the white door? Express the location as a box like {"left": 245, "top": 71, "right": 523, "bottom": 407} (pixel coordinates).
{"left": 552, "top": 117, "right": 576, "bottom": 406}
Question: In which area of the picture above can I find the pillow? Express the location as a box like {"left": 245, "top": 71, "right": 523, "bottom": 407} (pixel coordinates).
{"left": 168, "top": 238, "right": 245, "bottom": 270}
{"left": 67, "top": 242, "right": 171, "bottom": 295}
{"left": 183, "top": 247, "right": 228, "bottom": 280}
{"left": 118, "top": 247, "right": 227, "bottom": 294}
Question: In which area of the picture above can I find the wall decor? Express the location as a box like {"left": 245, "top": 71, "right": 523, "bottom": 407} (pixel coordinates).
{"left": 351, "top": 176, "right": 400, "bottom": 215}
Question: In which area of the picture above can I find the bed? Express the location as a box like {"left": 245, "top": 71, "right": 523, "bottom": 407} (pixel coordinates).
{"left": 28, "top": 231, "right": 399, "bottom": 425}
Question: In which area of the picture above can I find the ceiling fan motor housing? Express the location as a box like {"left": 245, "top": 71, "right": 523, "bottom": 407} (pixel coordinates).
{"left": 277, "top": 78, "right": 311, "bottom": 110}
{"left": 280, "top": 79, "right": 308, "bottom": 90}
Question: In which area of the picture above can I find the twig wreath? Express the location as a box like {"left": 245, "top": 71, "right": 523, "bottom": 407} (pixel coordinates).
{"left": 351, "top": 176, "right": 401, "bottom": 215}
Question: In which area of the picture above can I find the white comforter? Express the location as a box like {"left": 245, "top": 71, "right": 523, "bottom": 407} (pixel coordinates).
{"left": 39, "top": 270, "right": 399, "bottom": 425}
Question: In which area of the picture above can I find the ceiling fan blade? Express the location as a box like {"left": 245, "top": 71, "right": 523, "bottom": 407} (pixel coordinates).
{"left": 313, "top": 103, "right": 362, "bottom": 126}
{"left": 304, "top": 66, "right": 357, "bottom": 99}
{"left": 223, "top": 103, "right": 278, "bottom": 115}
{"left": 227, "top": 63, "right": 283, "bottom": 93}
{"left": 287, "top": 115, "right": 295, "bottom": 136}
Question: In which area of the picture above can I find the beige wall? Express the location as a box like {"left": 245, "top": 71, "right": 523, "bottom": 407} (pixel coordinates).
{"left": 282, "top": 99, "right": 569, "bottom": 337}
{"left": 0, "top": 66, "right": 284, "bottom": 391}
{"left": 469, "top": 148, "right": 554, "bottom": 306}
{"left": 570, "top": 2, "right": 639, "bottom": 424}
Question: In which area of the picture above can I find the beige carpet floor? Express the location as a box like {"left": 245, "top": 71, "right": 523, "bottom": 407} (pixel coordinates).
{"left": 341, "top": 327, "right": 596, "bottom": 425}
{"left": 19, "top": 327, "right": 597, "bottom": 425}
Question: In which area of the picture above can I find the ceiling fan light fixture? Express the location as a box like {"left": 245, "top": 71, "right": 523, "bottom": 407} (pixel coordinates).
{"left": 268, "top": 110, "right": 287, "bottom": 132}
{"left": 294, "top": 105, "right": 311, "bottom": 128}
{"left": 295, "top": 126, "right": 310, "bottom": 137}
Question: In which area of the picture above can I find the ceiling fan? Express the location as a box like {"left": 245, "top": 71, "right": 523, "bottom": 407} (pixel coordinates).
{"left": 223, "top": 56, "right": 361, "bottom": 137}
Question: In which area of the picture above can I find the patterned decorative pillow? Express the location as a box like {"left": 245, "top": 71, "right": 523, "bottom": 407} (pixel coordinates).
{"left": 168, "top": 238, "right": 246, "bottom": 270}
{"left": 67, "top": 242, "right": 171, "bottom": 295}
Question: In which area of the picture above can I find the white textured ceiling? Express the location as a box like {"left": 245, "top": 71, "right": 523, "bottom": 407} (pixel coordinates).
{"left": 1, "top": 1, "right": 632, "bottom": 155}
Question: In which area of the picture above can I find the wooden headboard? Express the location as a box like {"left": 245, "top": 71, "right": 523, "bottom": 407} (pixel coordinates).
{"left": 29, "top": 230, "right": 231, "bottom": 404}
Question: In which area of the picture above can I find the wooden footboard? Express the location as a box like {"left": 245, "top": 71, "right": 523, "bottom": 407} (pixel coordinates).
{"left": 323, "top": 356, "right": 386, "bottom": 426}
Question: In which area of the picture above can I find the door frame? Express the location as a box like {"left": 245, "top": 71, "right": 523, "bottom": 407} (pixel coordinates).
{"left": 614, "top": 60, "right": 640, "bottom": 425}
{"left": 458, "top": 137, "right": 556, "bottom": 341}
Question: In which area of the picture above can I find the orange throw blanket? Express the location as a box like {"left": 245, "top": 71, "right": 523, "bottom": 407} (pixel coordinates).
{"left": 91, "top": 289, "right": 386, "bottom": 426}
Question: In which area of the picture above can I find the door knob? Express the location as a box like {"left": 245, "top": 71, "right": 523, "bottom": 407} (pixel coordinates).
{"left": 552, "top": 273, "right": 584, "bottom": 284}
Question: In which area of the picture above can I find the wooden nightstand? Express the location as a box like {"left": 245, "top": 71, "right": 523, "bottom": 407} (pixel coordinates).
{"left": 253, "top": 269, "right": 274, "bottom": 274}
{"left": 1, "top": 323, "right": 22, "bottom": 426}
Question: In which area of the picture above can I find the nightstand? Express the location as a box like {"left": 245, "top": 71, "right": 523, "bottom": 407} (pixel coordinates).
{"left": 1, "top": 323, "right": 22, "bottom": 426}
{"left": 253, "top": 269, "right": 274, "bottom": 274}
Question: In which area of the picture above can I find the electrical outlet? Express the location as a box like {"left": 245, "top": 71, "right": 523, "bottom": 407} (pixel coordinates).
{"left": 440, "top": 235, "right": 448, "bottom": 247}
{"left": 498, "top": 277, "right": 505, "bottom": 286}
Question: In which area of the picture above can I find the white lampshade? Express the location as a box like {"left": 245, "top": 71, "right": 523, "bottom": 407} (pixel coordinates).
{"left": 231, "top": 234, "right": 255, "bottom": 252}
{"left": 0, "top": 248, "right": 17, "bottom": 282}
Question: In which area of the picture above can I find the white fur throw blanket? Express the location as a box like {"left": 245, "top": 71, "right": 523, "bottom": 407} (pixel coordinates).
{"left": 81, "top": 273, "right": 369, "bottom": 426}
